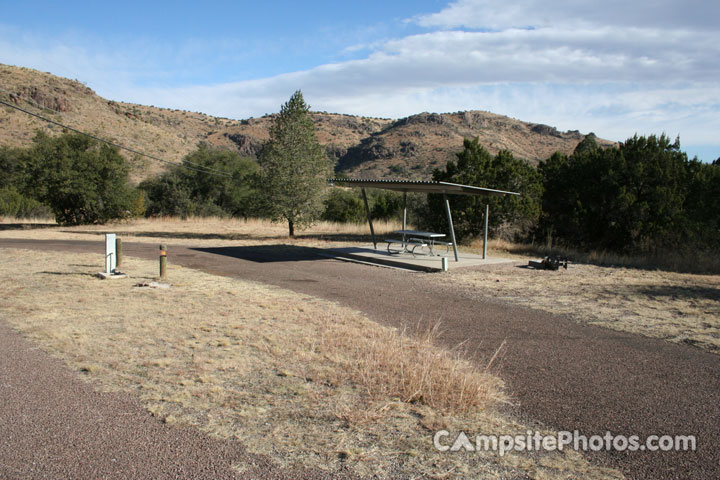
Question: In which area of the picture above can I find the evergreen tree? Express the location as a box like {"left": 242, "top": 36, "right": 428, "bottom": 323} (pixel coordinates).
{"left": 258, "top": 91, "right": 330, "bottom": 236}
{"left": 539, "top": 134, "right": 693, "bottom": 252}
{"left": 424, "top": 137, "right": 542, "bottom": 241}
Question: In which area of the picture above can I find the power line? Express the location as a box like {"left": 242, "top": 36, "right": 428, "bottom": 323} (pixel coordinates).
{"left": 0, "top": 91, "right": 233, "bottom": 178}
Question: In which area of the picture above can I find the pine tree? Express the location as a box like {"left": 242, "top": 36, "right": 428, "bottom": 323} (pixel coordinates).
{"left": 258, "top": 91, "right": 330, "bottom": 236}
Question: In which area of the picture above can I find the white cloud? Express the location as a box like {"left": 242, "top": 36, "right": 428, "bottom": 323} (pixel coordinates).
{"left": 122, "top": 12, "right": 717, "bottom": 148}
{"left": 414, "top": 0, "right": 719, "bottom": 31}
{"left": 1, "top": 1, "right": 718, "bottom": 159}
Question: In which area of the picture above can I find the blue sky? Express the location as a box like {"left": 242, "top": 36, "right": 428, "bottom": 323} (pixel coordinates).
{"left": 1, "top": 0, "right": 718, "bottom": 162}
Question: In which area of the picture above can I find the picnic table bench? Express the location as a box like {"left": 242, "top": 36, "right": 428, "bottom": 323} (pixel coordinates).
{"left": 383, "top": 230, "right": 450, "bottom": 257}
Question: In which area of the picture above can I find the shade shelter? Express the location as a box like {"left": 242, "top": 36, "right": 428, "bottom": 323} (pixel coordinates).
{"left": 327, "top": 178, "right": 520, "bottom": 262}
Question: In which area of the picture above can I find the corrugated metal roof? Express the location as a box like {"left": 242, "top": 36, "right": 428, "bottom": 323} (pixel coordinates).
{"left": 327, "top": 178, "right": 520, "bottom": 196}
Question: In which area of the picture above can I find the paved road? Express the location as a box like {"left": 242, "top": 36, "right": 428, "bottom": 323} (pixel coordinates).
{"left": 2, "top": 238, "right": 719, "bottom": 479}
{"left": 0, "top": 317, "right": 339, "bottom": 479}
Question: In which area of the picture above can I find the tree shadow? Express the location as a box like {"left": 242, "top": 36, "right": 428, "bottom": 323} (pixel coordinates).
{"left": 37, "top": 271, "right": 97, "bottom": 278}
{"left": 632, "top": 284, "right": 720, "bottom": 302}
{"left": 61, "top": 230, "right": 377, "bottom": 244}
{"left": 64, "top": 230, "right": 256, "bottom": 241}
{"left": 293, "top": 232, "right": 378, "bottom": 243}
{"left": 0, "top": 223, "right": 56, "bottom": 231}
{"left": 192, "top": 244, "right": 328, "bottom": 263}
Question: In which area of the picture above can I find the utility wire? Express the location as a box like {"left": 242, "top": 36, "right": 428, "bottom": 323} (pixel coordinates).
{"left": 0, "top": 90, "right": 233, "bottom": 178}
{"left": 0, "top": 86, "right": 233, "bottom": 177}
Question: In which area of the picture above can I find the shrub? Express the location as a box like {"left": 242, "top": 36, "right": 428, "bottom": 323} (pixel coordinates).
{"left": 23, "top": 132, "right": 135, "bottom": 225}
{"left": 322, "top": 189, "right": 365, "bottom": 223}
{"left": 0, "top": 186, "right": 51, "bottom": 218}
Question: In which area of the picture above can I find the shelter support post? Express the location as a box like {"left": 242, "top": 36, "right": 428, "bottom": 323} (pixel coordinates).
{"left": 483, "top": 203, "right": 489, "bottom": 260}
{"left": 443, "top": 194, "right": 459, "bottom": 262}
{"left": 402, "top": 192, "right": 407, "bottom": 231}
{"left": 361, "top": 187, "right": 377, "bottom": 249}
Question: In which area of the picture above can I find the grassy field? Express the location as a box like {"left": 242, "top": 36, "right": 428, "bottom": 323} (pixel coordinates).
{"left": 0, "top": 248, "right": 621, "bottom": 479}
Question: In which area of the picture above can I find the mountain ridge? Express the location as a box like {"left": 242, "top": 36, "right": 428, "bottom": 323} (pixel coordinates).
{"left": 0, "top": 64, "right": 614, "bottom": 182}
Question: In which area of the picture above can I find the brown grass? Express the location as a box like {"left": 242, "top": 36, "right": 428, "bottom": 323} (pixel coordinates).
{"left": 334, "top": 324, "right": 504, "bottom": 414}
{"left": 0, "top": 216, "right": 55, "bottom": 224}
{"left": 0, "top": 248, "right": 621, "bottom": 479}
{"left": 451, "top": 260, "right": 720, "bottom": 354}
{"left": 0, "top": 216, "right": 402, "bottom": 247}
{"left": 477, "top": 238, "right": 720, "bottom": 275}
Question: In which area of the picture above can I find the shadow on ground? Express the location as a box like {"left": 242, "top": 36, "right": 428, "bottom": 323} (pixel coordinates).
{"left": 63, "top": 230, "right": 256, "bottom": 241}
{"left": 37, "top": 271, "right": 97, "bottom": 278}
{"left": 192, "top": 244, "right": 328, "bottom": 263}
{"left": 61, "top": 230, "right": 377, "bottom": 244}
{"left": 634, "top": 284, "right": 720, "bottom": 302}
{"left": 0, "top": 223, "right": 56, "bottom": 231}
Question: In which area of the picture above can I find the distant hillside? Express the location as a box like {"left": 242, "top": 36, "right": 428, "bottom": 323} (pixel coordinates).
{"left": 0, "top": 64, "right": 613, "bottom": 182}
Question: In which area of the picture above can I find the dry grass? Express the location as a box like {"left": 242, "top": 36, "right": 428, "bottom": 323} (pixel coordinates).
{"left": 0, "top": 216, "right": 56, "bottom": 224}
{"left": 451, "top": 262, "right": 720, "bottom": 354}
{"left": 477, "top": 238, "right": 720, "bottom": 275}
{"left": 0, "top": 248, "right": 621, "bottom": 479}
{"left": 336, "top": 324, "right": 503, "bottom": 414}
{"left": 0, "top": 216, "right": 401, "bottom": 248}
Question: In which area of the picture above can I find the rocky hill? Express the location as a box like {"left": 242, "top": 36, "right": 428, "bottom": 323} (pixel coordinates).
{"left": 0, "top": 64, "right": 612, "bottom": 182}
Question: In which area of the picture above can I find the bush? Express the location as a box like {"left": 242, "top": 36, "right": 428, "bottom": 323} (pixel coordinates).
{"left": 140, "top": 145, "right": 260, "bottom": 219}
{"left": 538, "top": 134, "right": 704, "bottom": 253}
{"left": 23, "top": 132, "right": 136, "bottom": 225}
{"left": 0, "top": 186, "right": 52, "bottom": 218}
{"left": 322, "top": 189, "right": 365, "bottom": 223}
{"left": 370, "top": 190, "right": 403, "bottom": 220}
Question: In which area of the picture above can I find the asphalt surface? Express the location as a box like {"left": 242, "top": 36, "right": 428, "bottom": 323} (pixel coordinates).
{"left": 2, "top": 238, "right": 719, "bottom": 479}
{"left": 0, "top": 320, "right": 346, "bottom": 480}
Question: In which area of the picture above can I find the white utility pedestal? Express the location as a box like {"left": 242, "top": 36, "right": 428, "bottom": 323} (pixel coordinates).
{"left": 97, "top": 233, "right": 126, "bottom": 279}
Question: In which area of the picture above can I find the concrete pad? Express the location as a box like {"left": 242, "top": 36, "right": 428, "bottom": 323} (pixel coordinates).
{"left": 96, "top": 271, "right": 128, "bottom": 280}
{"left": 324, "top": 245, "right": 515, "bottom": 272}
{"left": 134, "top": 280, "right": 171, "bottom": 289}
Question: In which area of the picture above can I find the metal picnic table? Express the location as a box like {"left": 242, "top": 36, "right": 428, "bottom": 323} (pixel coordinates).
{"left": 385, "top": 229, "right": 450, "bottom": 257}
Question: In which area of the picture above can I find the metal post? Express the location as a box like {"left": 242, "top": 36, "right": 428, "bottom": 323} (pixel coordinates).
{"left": 443, "top": 194, "right": 459, "bottom": 262}
{"left": 483, "top": 203, "right": 489, "bottom": 260}
{"left": 402, "top": 191, "right": 407, "bottom": 231}
{"left": 115, "top": 238, "right": 123, "bottom": 268}
{"left": 159, "top": 244, "right": 167, "bottom": 280}
{"left": 361, "top": 188, "right": 377, "bottom": 249}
